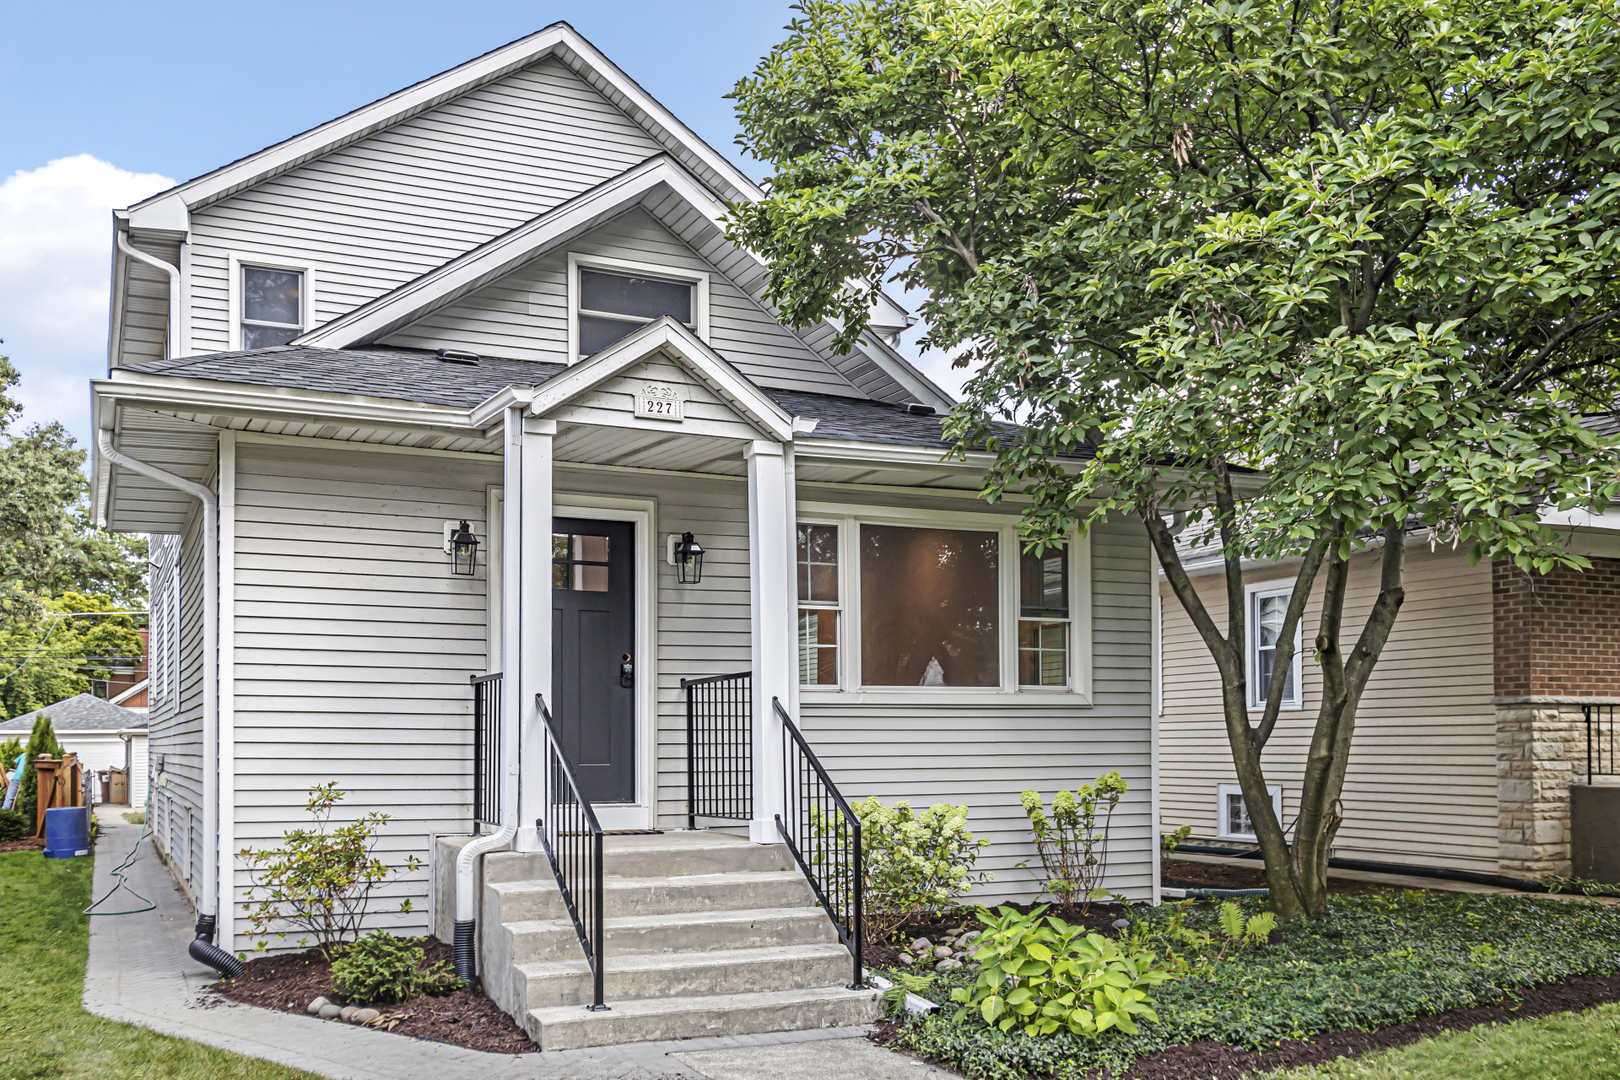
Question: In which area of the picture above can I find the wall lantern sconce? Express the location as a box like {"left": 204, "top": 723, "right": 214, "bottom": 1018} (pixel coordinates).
{"left": 666, "top": 532, "right": 704, "bottom": 584}
{"left": 443, "top": 520, "right": 480, "bottom": 576}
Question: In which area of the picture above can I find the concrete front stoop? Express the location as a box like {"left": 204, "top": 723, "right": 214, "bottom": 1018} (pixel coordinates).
{"left": 477, "top": 831, "right": 881, "bottom": 1050}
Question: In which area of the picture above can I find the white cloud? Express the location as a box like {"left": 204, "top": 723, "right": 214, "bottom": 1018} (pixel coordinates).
{"left": 0, "top": 155, "right": 174, "bottom": 443}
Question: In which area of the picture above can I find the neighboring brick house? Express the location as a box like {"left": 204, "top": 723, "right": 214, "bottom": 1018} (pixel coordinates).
{"left": 1158, "top": 427, "right": 1619, "bottom": 883}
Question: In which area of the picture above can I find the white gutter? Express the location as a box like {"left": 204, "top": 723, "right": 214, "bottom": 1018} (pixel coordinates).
{"left": 96, "top": 428, "right": 234, "bottom": 976}
{"left": 451, "top": 403, "right": 522, "bottom": 984}
{"left": 115, "top": 231, "right": 181, "bottom": 362}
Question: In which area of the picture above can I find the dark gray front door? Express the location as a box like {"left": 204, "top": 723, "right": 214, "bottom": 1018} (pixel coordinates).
{"left": 552, "top": 518, "right": 636, "bottom": 803}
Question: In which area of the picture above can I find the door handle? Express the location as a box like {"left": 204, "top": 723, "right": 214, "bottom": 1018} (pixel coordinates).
{"left": 619, "top": 653, "right": 634, "bottom": 688}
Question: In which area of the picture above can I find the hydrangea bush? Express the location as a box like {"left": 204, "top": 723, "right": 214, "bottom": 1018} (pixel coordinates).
{"left": 835, "top": 798, "right": 991, "bottom": 945}
{"left": 1020, "top": 772, "right": 1127, "bottom": 910}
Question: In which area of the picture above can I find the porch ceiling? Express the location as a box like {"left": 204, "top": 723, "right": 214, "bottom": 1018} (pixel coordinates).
{"left": 553, "top": 422, "right": 748, "bottom": 475}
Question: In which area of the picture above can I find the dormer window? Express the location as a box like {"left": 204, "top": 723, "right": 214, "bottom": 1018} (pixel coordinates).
{"left": 241, "top": 265, "right": 304, "bottom": 348}
{"left": 568, "top": 255, "right": 708, "bottom": 363}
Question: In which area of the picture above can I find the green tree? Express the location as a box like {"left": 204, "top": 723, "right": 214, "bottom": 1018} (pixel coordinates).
{"left": 16, "top": 713, "right": 64, "bottom": 833}
{"left": 0, "top": 593, "right": 145, "bottom": 720}
{"left": 729, "top": 0, "right": 1620, "bottom": 915}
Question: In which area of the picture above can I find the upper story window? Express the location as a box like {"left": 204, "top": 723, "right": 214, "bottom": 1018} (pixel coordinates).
{"left": 1249, "top": 583, "right": 1302, "bottom": 708}
{"left": 241, "top": 266, "right": 304, "bottom": 348}
{"left": 577, "top": 269, "right": 694, "bottom": 358}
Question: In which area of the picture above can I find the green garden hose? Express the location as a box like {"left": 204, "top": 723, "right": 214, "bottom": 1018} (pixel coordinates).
{"left": 83, "top": 785, "right": 156, "bottom": 916}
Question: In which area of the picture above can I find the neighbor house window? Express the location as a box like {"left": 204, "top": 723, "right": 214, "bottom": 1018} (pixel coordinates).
{"left": 1019, "top": 543, "right": 1069, "bottom": 687}
{"left": 797, "top": 524, "right": 840, "bottom": 686}
{"left": 859, "top": 524, "right": 999, "bottom": 687}
{"left": 576, "top": 268, "right": 695, "bottom": 358}
{"left": 1249, "top": 584, "right": 1302, "bottom": 708}
{"left": 240, "top": 265, "right": 304, "bottom": 348}
{"left": 1217, "top": 782, "right": 1283, "bottom": 841}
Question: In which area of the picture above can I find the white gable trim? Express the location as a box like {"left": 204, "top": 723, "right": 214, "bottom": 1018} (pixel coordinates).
{"left": 478, "top": 317, "right": 801, "bottom": 443}
{"left": 297, "top": 156, "right": 716, "bottom": 348}
{"left": 126, "top": 23, "right": 756, "bottom": 229}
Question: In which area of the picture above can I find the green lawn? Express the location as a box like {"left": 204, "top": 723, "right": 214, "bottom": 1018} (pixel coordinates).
{"left": 1271, "top": 1003, "right": 1620, "bottom": 1079}
{"left": 0, "top": 850, "right": 320, "bottom": 1080}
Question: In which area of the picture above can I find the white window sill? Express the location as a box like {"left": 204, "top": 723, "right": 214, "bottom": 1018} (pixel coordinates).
{"left": 800, "top": 687, "right": 1094, "bottom": 708}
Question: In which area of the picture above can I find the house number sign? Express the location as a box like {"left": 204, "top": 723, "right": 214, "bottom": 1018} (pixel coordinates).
{"left": 634, "top": 383, "right": 684, "bottom": 422}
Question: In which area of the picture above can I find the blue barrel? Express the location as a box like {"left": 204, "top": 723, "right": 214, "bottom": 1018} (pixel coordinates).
{"left": 43, "top": 806, "right": 91, "bottom": 859}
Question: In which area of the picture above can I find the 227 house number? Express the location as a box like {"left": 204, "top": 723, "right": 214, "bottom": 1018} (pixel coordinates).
{"left": 634, "top": 383, "right": 685, "bottom": 422}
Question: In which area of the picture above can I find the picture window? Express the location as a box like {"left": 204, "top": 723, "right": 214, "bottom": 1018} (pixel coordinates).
{"left": 859, "top": 524, "right": 999, "bottom": 687}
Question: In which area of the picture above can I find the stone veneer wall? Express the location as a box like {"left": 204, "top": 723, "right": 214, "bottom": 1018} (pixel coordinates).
{"left": 1494, "top": 555, "right": 1620, "bottom": 879}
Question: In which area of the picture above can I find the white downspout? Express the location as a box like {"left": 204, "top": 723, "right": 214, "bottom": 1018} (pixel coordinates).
{"left": 96, "top": 428, "right": 238, "bottom": 977}
{"left": 115, "top": 231, "right": 181, "bottom": 361}
{"left": 452, "top": 403, "right": 522, "bottom": 985}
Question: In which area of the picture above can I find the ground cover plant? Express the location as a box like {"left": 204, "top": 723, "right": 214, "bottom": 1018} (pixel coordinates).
{"left": 883, "top": 892, "right": 1620, "bottom": 1080}
{"left": 0, "top": 848, "right": 322, "bottom": 1080}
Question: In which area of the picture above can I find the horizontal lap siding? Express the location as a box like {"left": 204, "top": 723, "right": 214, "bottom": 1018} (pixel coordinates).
{"left": 384, "top": 209, "right": 859, "bottom": 396}
{"left": 230, "top": 442, "right": 500, "bottom": 952}
{"left": 188, "top": 59, "right": 664, "bottom": 353}
{"left": 1158, "top": 544, "right": 1498, "bottom": 872}
{"left": 799, "top": 513, "right": 1157, "bottom": 903}
{"left": 150, "top": 519, "right": 207, "bottom": 903}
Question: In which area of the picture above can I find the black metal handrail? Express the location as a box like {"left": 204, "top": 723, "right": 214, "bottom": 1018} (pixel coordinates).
{"left": 470, "top": 673, "right": 503, "bottom": 833}
{"left": 773, "top": 697, "right": 863, "bottom": 989}
{"left": 682, "top": 671, "right": 752, "bottom": 830}
{"left": 1587, "top": 704, "right": 1616, "bottom": 779}
{"left": 535, "top": 693, "right": 608, "bottom": 1011}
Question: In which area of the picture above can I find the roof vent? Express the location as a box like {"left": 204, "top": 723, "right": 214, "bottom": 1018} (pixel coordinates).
{"left": 901, "top": 402, "right": 936, "bottom": 416}
{"left": 437, "top": 349, "right": 481, "bottom": 365}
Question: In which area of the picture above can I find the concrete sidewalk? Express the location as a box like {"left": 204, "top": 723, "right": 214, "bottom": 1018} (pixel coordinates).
{"left": 81, "top": 819, "right": 954, "bottom": 1080}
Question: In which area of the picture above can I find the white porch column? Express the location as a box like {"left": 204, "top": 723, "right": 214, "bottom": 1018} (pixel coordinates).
{"left": 514, "top": 415, "right": 556, "bottom": 853}
{"left": 746, "top": 440, "right": 794, "bottom": 844}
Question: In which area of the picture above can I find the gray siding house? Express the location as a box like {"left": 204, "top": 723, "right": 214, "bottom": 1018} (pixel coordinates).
{"left": 93, "top": 25, "right": 1158, "bottom": 1048}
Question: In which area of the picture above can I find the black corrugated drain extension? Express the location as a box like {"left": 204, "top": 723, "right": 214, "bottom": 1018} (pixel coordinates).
{"left": 188, "top": 914, "right": 244, "bottom": 978}
{"left": 454, "top": 919, "right": 476, "bottom": 985}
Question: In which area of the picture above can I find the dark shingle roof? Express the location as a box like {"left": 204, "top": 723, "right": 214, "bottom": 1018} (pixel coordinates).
{"left": 125, "top": 346, "right": 565, "bottom": 409}
{"left": 122, "top": 345, "right": 1096, "bottom": 456}
{"left": 0, "top": 694, "right": 146, "bottom": 734}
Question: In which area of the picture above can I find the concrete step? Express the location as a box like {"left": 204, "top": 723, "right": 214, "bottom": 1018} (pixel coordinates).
{"left": 526, "top": 983, "right": 884, "bottom": 1050}
{"left": 506, "top": 906, "right": 839, "bottom": 964}
{"left": 490, "top": 870, "right": 815, "bottom": 923}
{"left": 601, "top": 832, "right": 793, "bottom": 877}
{"left": 519, "top": 942, "right": 855, "bottom": 1008}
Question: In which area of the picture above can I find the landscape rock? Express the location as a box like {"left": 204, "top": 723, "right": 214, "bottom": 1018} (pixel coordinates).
{"left": 353, "top": 1008, "right": 380, "bottom": 1024}
{"left": 307, "top": 997, "right": 329, "bottom": 1015}
{"left": 911, "top": 937, "right": 932, "bottom": 952}
{"left": 1112, "top": 918, "right": 1131, "bottom": 930}
{"left": 318, "top": 1004, "right": 342, "bottom": 1019}
{"left": 933, "top": 945, "right": 953, "bottom": 959}
{"left": 339, "top": 1006, "right": 359, "bottom": 1022}
{"left": 935, "top": 958, "right": 954, "bottom": 972}
{"left": 898, "top": 953, "right": 914, "bottom": 966}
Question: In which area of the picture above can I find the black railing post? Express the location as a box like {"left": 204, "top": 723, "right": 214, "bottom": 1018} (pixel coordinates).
{"left": 686, "top": 686, "right": 696, "bottom": 831}
{"left": 472, "top": 677, "right": 484, "bottom": 834}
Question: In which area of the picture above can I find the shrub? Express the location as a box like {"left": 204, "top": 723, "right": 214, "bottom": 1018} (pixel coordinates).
{"left": 16, "top": 715, "right": 63, "bottom": 833}
{"left": 1020, "top": 772, "right": 1127, "bottom": 911}
{"left": 0, "top": 737, "right": 21, "bottom": 775}
{"left": 836, "top": 798, "right": 990, "bottom": 945}
{"left": 0, "top": 808, "right": 27, "bottom": 841}
{"left": 238, "top": 782, "right": 421, "bottom": 959}
{"left": 950, "top": 905, "right": 1171, "bottom": 1038}
{"left": 330, "top": 931, "right": 461, "bottom": 1005}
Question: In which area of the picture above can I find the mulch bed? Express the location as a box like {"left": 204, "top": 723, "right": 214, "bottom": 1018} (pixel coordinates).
{"left": 872, "top": 974, "right": 1620, "bottom": 1078}
{"left": 866, "top": 903, "right": 1129, "bottom": 968}
{"left": 211, "top": 938, "right": 536, "bottom": 1054}
{"left": 1162, "top": 856, "right": 1424, "bottom": 897}
{"left": 0, "top": 836, "right": 46, "bottom": 853}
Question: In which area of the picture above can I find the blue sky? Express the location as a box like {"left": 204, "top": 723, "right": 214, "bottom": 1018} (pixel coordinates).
{"left": 0, "top": 2, "right": 952, "bottom": 448}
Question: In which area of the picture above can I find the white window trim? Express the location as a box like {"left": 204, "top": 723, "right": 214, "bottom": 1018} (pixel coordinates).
{"left": 795, "top": 502, "right": 1092, "bottom": 705}
{"left": 1246, "top": 579, "right": 1303, "bottom": 711}
{"left": 566, "top": 252, "right": 710, "bottom": 365}
{"left": 1217, "top": 782, "right": 1283, "bottom": 842}
{"left": 227, "top": 253, "right": 317, "bottom": 352}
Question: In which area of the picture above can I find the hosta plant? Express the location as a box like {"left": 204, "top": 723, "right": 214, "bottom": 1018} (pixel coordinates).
{"left": 950, "top": 905, "right": 1171, "bottom": 1038}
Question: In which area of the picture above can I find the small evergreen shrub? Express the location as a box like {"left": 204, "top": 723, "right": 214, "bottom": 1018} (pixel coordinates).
{"left": 330, "top": 931, "right": 462, "bottom": 1005}
{"left": 0, "top": 808, "right": 27, "bottom": 841}
{"left": 16, "top": 715, "right": 63, "bottom": 833}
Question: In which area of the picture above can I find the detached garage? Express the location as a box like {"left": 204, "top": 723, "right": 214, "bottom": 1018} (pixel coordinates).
{"left": 0, "top": 694, "right": 149, "bottom": 808}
